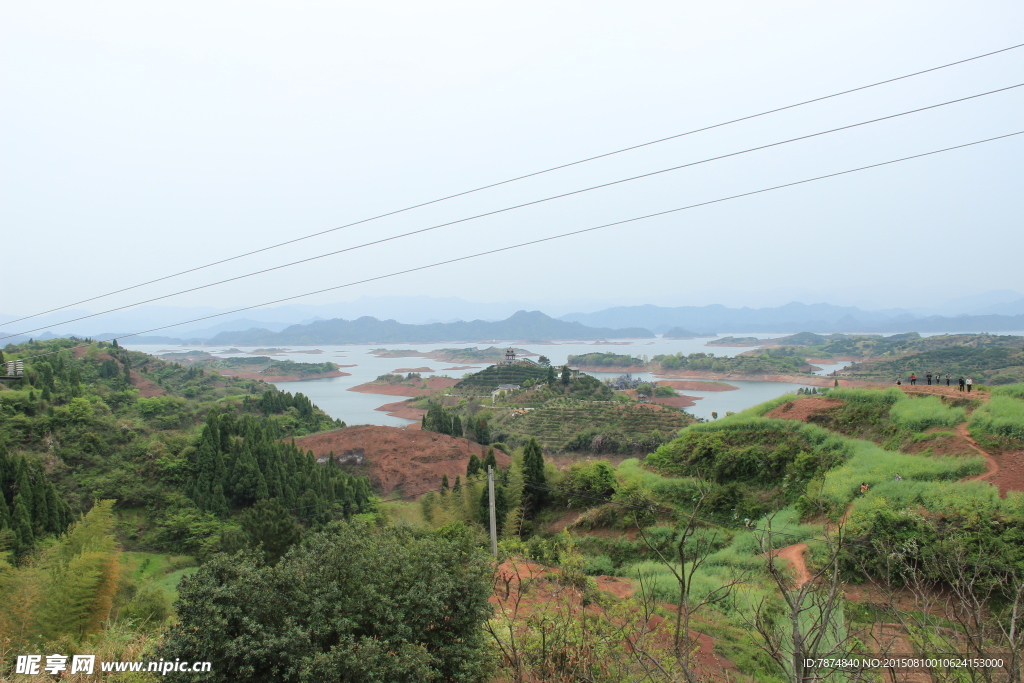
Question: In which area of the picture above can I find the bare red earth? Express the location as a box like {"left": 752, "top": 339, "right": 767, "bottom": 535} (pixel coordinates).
{"left": 764, "top": 397, "right": 843, "bottom": 421}
{"left": 348, "top": 376, "right": 458, "bottom": 397}
{"left": 73, "top": 348, "right": 166, "bottom": 397}
{"left": 293, "top": 425, "right": 506, "bottom": 495}
{"left": 392, "top": 366, "right": 435, "bottom": 373}
{"left": 375, "top": 399, "right": 426, "bottom": 422}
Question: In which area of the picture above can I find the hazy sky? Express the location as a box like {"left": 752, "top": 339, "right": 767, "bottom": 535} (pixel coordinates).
{"left": 2, "top": 2, "right": 1023, "bottom": 325}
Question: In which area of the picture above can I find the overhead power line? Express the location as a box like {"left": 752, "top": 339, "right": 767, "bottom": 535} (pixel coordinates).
{"left": 6, "top": 41, "right": 1023, "bottom": 328}
{"left": 4, "top": 82, "right": 1021, "bottom": 342}
{"left": 15, "top": 128, "right": 1023, "bottom": 363}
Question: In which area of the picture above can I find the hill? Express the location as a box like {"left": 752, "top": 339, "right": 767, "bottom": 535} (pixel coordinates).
{"left": 560, "top": 301, "right": 1024, "bottom": 333}
{"left": 292, "top": 425, "right": 509, "bottom": 495}
{"left": 208, "top": 310, "right": 654, "bottom": 345}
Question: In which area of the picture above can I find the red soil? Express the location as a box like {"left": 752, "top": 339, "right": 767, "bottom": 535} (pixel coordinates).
{"left": 656, "top": 380, "right": 738, "bottom": 392}
{"left": 375, "top": 399, "right": 426, "bottom": 422}
{"left": 392, "top": 366, "right": 434, "bottom": 373}
{"left": 490, "top": 559, "right": 737, "bottom": 680}
{"left": 764, "top": 397, "right": 843, "bottom": 421}
{"left": 650, "top": 395, "right": 700, "bottom": 408}
{"left": 769, "top": 543, "right": 812, "bottom": 588}
{"left": 347, "top": 376, "right": 459, "bottom": 397}
{"left": 293, "top": 425, "right": 506, "bottom": 495}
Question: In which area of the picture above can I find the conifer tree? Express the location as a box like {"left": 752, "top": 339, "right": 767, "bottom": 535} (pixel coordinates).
{"left": 452, "top": 476, "right": 462, "bottom": 495}
{"left": 466, "top": 454, "right": 481, "bottom": 478}
{"left": 441, "top": 474, "right": 450, "bottom": 494}
{"left": 522, "top": 438, "right": 547, "bottom": 517}
{"left": 483, "top": 448, "right": 497, "bottom": 475}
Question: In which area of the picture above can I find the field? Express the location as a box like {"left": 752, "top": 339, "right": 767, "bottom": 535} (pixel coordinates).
{"left": 497, "top": 399, "right": 693, "bottom": 453}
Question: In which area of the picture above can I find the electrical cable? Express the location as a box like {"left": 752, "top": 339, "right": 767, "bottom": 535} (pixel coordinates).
{"left": 7, "top": 41, "right": 1023, "bottom": 328}
{"left": 4, "top": 82, "right": 1022, "bottom": 342}
{"left": 12, "top": 128, "right": 1022, "bottom": 363}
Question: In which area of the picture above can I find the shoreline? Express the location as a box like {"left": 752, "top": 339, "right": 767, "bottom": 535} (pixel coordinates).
{"left": 348, "top": 377, "right": 458, "bottom": 397}
{"left": 219, "top": 369, "right": 351, "bottom": 382}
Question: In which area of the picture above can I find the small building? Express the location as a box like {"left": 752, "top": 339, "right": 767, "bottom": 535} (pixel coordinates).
{"left": 492, "top": 383, "right": 520, "bottom": 402}
{"left": 503, "top": 348, "right": 516, "bottom": 365}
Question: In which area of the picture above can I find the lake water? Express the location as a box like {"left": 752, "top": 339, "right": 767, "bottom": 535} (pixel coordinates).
{"left": 124, "top": 334, "right": 831, "bottom": 426}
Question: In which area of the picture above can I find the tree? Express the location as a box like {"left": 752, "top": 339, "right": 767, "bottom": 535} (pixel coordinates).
{"left": 441, "top": 474, "right": 450, "bottom": 494}
{"left": 483, "top": 447, "right": 497, "bottom": 475}
{"left": 237, "top": 499, "right": 302, "bottom": 565}
{"left": 466, "top": 454, "right": 481, "bottom": 478}
{"left": 521, "top": 438, "right": 547, "bottom": 518}
{"left": 546, "top": 366, "right": 556, "bottom": 385}
{"left": 560, "top": 365, "right": 571, "bottom": 385}
{"left": 158, "top": 521, "right": 494, "bottom": 682}
{"left": 537, "top": 355, "right": 550, "bottom": 366}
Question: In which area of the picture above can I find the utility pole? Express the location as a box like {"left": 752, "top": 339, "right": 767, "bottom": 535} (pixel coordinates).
{"left": 487, "top": 465, "right": 498, "bottom": 557}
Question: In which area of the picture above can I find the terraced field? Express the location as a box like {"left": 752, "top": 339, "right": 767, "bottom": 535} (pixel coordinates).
{"left": 500, "top": 399, "right": 695, "bottom": 453}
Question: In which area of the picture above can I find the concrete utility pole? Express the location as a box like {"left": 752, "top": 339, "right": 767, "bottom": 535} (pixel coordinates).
{"left": 487, "top": 465, "right": 498, "bottom": 557}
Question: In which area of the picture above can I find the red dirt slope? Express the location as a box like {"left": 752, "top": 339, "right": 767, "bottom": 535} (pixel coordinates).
{"left": 293, "top": 425, "right": 508, "bottom": 495}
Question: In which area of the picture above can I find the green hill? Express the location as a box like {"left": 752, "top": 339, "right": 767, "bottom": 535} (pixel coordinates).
{"left": 451, "top": 364, "right": 549, "bottom": 393}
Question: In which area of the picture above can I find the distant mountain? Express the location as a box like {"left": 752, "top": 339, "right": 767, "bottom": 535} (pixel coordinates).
{"left": 207, "top": 310, "right": 654, "bottom": 345}
{"left": 560, "top": 303, "right": 1024, "bottom": 334}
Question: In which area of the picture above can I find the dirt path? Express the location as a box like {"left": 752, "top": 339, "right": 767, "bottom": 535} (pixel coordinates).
{"left": 772, "top": 543, "right": 812, "bottom": 587}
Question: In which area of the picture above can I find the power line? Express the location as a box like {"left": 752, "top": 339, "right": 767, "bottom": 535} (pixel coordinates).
{"left": 13, "top": 128, "right": 1023, "bottom": 363}
{"left": 7, "top": 41, "right": 1023, "bottom": 329}
{"left": 5, "top": 82, "right": 1022, "bottom": 342}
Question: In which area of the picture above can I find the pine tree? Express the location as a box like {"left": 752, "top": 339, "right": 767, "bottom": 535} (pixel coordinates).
{"left": 561, "top": 366, "right": 571, "bottom": 385}
{"left": 441, "top": 474, "right": 450, "bottom": 495}
{"left": 452, "top": 476, "right": 462, "bottom": 495}
{"left": 466, "top": 454, "right": 481, "bottom": 478}
{"left": 451, "top": 414, "right": 463, "bottom": 438}
{"left": 522, "top": 438, "right": 547, "bottom": 517}
{"left": 547, "top": 366, "right": 556, "bottom": 385}
{"left": 483, "top": 448, "right": 497, "bottom": 475}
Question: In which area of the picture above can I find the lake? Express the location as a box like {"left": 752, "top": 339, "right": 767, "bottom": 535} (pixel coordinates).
{"left": 124, "top": 334, "right": 843, "bottom": 426}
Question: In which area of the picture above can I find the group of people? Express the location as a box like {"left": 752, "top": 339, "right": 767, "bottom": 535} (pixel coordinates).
{"left": 896, "top": 372, "right": 974, "bottom": 392}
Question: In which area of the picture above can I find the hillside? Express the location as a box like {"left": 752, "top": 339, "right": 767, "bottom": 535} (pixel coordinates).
{"left": 208, "top": 310, "right": 654, "bottom": 344}
{"left": 293, "top": 425, "right": 509, "bottom": 495}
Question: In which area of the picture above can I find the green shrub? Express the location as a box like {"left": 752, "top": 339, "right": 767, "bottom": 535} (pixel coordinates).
{"left": 992, "top": 384, "right": 1024, "bottom": 399}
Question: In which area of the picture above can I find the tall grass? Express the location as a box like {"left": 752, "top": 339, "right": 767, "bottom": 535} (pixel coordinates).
{"left": 846, "top": 480, "right": 1024, "bottom": 537}
{"left": 969, "top": 395, "right": 1024, "bottom": 440}
{"left": 828, "top": 386, "right": 903, "bottom": 406}
{"left": 814, "top": 439, "right": 985, "bottom": 511}
{"left": 888, "top": 395, "right": 966, "bottom": 431}
{"left": 992, "top": 384, "right": 1024, "bottom": 400}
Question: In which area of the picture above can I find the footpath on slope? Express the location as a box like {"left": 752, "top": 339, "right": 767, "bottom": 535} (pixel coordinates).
{"left": 766, "top": 384, "right": 1023, "bottom": 587}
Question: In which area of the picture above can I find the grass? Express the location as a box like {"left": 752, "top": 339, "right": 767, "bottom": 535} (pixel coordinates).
{"left": 969, "top": 394, "right": 1024, "bottom": 441}
{"left": 888, "top": 395, "right": 966, "bottom": 432}
{"left": 814, "top": 438, "right": 985, "bottom": 513}
{"left": 121, "top": 551, "right": 198, "bottom": 599}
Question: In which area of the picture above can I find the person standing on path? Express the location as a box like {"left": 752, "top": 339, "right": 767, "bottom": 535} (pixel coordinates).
{"left": 910, "top": 373, "right": 917, "bottom": 386}
{"left": 946, "top": 372, "right": 951, "bottom": 386}
{"left": 967, "top": 377, "right": 973, "bottom": 393}
{"left": 959, "top": 376, "right": 966, "bottom": 392}
{"left": 926, "top": 372, "right": 932, "bottom": 385}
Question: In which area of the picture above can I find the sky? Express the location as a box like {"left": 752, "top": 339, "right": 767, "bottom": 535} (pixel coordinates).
{"left": 2, "top": 1, "right": 1023, "bottom": 331}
